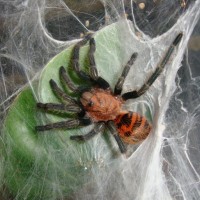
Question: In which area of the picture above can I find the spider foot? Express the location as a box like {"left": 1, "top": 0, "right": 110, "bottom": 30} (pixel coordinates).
{"left": 70, "top": 135, "right": 85, "bottom": 141}
{"left": 173, "top": 33, "right": 183, "bottom": 46}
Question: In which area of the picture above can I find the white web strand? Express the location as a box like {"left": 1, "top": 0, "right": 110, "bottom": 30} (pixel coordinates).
{"left": 0, "top": 0, "right": 200, "bottom": 200}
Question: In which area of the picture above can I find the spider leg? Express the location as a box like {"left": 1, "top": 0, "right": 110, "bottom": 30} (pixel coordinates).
{"left": 88, "top": 38, "right": 110, "bottom": 90}
{"left": 72, "top": 34, "right": 93, "bottom": 81}
{"left": 59, "top": 66, "right": 89, "bottom": 93}
{"left": 37, "top": 103, "right": 82, "bottom": 113}
{"left": 88, "top": 38, "right": 98, "bottom": 80}
{"left": 107, "top": 121, "right": 127, "bottom": 154}
{"left": 73, "top": 35, "right": 110, "bottom": 89}
{"left": 114, "top": 52, "right": 138, "bottom": 95}
{"left": 36, "top": 118, "right": 92, "bottom": 132}
{"left": 122, "top": 33, "right": 183, "bottom": 100}
{"left": 70, "top": 122, "right": 105, "bottom": 141}
{"left": 49, "top": 79, "right": 77, "bottom": 104}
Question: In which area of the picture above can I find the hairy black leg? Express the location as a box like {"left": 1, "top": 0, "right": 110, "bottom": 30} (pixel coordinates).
{"left": 72, "top": 34, "right": 93, "bottom": 80}
{"left": 88, "top": 38, "right": 98, "bottom": 80}
{"left": 37, "top": 103, "right": 82, "bottom": 113}
{"left": 114, "top": 52, "right": 138, "bottom": 95}
{"left": 49, "top": 79, "right": 77, "bottom": 104}
{"left": 73, "top": 35, "right": 110, "bottom": 89}
{"left": 88, "top": 38, "right": 110, "bottom": 89}
{"left": 59, "top": 66, "right": 89, "bottom": 93}
{"left": 107, "top": 121, "right": 127, "bottom": 154}
{"left": 70, "top": 122, "right": 105, "bottom": 141}
{"left": 36, "top": 118, "right": 92, "bottom": 132}
{"left": 122, "top": 33, "right": 183, "bottom": 100}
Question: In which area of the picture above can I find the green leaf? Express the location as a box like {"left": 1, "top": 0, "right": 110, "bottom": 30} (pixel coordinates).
{"left": 2, "top": 20, "right": 152, "bottom": 199}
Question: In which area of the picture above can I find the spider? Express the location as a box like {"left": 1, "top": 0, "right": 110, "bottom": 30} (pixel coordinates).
{"left": 36, "top": 33, "right": 183, "bottom": 154}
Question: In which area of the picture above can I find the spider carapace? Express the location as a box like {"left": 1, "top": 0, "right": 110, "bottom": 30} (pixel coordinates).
{"left": 36, "top": 33, "right": 183, "bottom": 154}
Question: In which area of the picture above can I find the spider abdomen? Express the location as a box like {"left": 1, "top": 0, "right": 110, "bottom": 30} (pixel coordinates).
{"left": 114, "top": 112, "right": 152, "bottom": 144}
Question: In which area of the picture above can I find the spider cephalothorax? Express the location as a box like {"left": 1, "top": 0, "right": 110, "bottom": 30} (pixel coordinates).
{"left": 80, "top": 88, "right": 124, "bottom": 121}
{"left": 36, "top": 33, "right": 183, "bottom": 154}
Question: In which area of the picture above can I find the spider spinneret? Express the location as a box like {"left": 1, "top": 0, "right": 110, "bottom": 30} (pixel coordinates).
{"left": 36, "top": 33, "right": 183, "bottom": 154}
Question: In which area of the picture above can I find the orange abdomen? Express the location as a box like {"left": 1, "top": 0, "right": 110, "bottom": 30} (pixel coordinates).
{"left": 114, "top": 112, "right": 152, "bottom": 144}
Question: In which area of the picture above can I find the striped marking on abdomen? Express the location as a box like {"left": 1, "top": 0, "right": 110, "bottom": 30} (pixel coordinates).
{"left": 114, "top": 112, "right": 152, "bottom": 144}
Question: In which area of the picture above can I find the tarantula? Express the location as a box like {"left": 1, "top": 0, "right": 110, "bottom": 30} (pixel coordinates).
{"left": 36, "top": 33, "right": 183, "bottom": 154}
